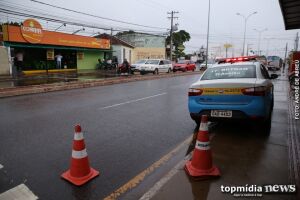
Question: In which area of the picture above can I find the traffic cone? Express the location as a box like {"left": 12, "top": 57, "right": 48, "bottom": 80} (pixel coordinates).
{"left": 185, "top": 115, "right": 220, "bottom": 179}
{"left": 61, "top": 125, "right": 99, "bottom": 186}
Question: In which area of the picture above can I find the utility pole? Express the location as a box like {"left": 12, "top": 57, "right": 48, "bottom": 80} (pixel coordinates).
{"left": 167, "top": 11, "right": 178, "bottom": 61}
{"left": 284, "top": 42, "right": 288, "bottom": 70}
{"left": 110, "top": 28, "right": 113, "bottom": 57}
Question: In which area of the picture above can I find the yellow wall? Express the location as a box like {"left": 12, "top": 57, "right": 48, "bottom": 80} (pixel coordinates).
{"left": 132, "top": 47, "right": 166, "bottom": 63}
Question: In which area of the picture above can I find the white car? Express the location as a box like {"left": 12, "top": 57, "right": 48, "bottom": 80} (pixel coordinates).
{"left": 130, "top": 59, "right": 148, "bottom": 74}
{"left": 188, "top": 56, "right": 278, "bottom": 132}
{"left": 199, "top": 59, "right": 215, "bottom": 70}
{"left": 138, "top": 59, "right": 173, "bottom": 75}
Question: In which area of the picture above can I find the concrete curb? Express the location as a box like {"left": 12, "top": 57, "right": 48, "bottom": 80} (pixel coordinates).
{"left": 0, "top": 71, "right": 202, "bottom": 98}
{"left": 287, "top": 87, "right": 300, "bottom": 200}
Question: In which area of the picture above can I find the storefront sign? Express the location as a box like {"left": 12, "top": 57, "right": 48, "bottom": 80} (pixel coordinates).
{"left": 77, "top": 52, "right": 84, "bottom": 60}
{"left": 3, "top": 21, "right": 110, "bottom": 49}
{"left": 21, "top": 19, "right": 43, "bottom": 44}
{"left": 47, "top": 49, "right": 54, "bottom": 60}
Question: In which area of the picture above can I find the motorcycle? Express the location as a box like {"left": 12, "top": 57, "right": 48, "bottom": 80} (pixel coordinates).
{"left": 117, "top": 63, "right": 132, "bottom": 75}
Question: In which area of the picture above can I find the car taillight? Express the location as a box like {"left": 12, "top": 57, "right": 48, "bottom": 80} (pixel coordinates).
{"left": 241, "top": 86, "right": 267, "bottom": 96}
{"left": 188, "top": 88, "right": 203, "bottom": 96}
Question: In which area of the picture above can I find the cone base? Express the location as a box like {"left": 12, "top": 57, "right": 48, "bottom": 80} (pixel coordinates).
{"left": 184, "top": 161, "right": 220, "bottom": 180}
{"left": 61, "top": 167, "right": 99, "bottom": 186}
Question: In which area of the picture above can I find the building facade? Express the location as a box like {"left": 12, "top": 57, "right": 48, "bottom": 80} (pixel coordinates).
{"left": 0, "top": 19, "right": 111, "bottom": 75}
{"left": 96, "top": 34, "right": 134, "bottom": 64}
{"left": 116, "top": 32, "right": 166, "bottom": 63}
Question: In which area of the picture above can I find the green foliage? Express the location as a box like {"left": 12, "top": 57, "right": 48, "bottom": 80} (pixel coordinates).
{"left": 115, "top": 30, "right": 135, "bottom": 37}
{"left": 166, "top": 30, "right": 191, "bottom": 58}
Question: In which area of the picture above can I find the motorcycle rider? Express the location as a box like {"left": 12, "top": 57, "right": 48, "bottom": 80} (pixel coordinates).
{"left": 122, "top": 58, "right": 130, "bottom": 75}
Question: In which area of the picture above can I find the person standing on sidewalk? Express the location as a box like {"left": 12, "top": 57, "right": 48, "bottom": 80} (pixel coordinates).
{"left": 55, "top": 53, "right": 63, "bottom": 69}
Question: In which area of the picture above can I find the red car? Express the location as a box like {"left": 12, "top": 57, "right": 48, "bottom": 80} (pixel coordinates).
{"left": 173, "top": 60, "right": 196, "bottom": 72}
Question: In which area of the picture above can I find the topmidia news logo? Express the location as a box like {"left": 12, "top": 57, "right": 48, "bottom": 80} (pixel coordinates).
{"left": 221, "top": 184, "right": 297, "bottom": 197}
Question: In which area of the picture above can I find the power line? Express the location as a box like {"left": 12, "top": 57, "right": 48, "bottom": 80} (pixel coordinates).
{"left": 30, "top": 0, "right": 167, "bottom": 30}
{"left": 0, "top": 8, "right": 167, "bottom": 35}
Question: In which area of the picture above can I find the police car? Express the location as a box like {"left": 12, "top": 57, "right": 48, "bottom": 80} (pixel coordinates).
{"left": 188, "top": 56, "right": 278, "bottom": 130}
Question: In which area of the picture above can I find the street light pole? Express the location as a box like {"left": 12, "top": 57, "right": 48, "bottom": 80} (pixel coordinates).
{"left": 205, "top": 0, "right": 211, "bottom": 68}
{"left": 254, "top": 28, "right": 267, "bottom": 55}
{"left": 236, "top": 11, "right": 257, "bottom": 56}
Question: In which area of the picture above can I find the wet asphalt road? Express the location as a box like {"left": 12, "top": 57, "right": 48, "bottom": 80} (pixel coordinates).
{"left": 0, "top": 74, "right": 199, "bottom": 199}
{"left": 0, "top": 72, "right": 294, "bottom": 200}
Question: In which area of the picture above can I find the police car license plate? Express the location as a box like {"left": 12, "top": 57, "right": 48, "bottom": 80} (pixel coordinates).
{"left": 211, "top": 110, "right": 232, "bottom": 118}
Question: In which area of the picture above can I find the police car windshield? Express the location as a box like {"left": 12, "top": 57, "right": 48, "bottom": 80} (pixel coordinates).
{"left": 201, "top": 65, "right": 256, "bottom": 80}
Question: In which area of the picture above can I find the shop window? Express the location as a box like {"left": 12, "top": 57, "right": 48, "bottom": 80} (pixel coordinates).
{"left": 12, "top": 48, "right": 78, "bottom": 70}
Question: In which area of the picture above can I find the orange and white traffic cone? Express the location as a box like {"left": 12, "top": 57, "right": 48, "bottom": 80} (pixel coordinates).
{"left": 185, "top": 115, "right": 220, "bottom": 179}
{"left": 61, "top": 124, "right": 99, "bottom": 186}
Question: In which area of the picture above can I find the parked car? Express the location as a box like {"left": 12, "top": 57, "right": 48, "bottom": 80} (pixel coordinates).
{"left": 267, "top": 56, "right": 283, "bottom": 71}
{"left": 188, "top": 56, "right": 278, "bottom": 132}
{"left": 130, "top": 59, "right": 147, "bottom": 74}
{"left": 256, "top": 55, "right": 268, "bottom": 65}
{"left": 173, "top": 60, "right": 196, "bottom": 72}
{"left": 199, "top": 59, "right": 215, "bottom": 70}
{"left": 138, "top": 59, "right": 172, "bottom": 75}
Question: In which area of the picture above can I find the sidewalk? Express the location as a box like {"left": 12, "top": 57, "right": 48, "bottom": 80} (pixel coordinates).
{"left": 0, "top": 70, "right": 203, "bottom": 98}
{"left": 140, "top": 72, "right": 299, "bottom": 200}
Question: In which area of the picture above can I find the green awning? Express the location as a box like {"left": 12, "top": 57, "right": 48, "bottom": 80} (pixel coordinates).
{"left": 3, "top": 42, "right": 114, "bottom": 52}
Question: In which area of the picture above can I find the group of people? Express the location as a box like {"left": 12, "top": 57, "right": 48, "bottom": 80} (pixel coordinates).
{"left": 97, "top": 58, "right": 116, "bottom": 70}
{"left": 97, "top": 57, "right": 131, "bottom": 75}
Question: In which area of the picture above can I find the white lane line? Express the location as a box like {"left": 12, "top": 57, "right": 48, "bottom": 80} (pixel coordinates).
{"left": 139, "top": 131, "right": 216, "bottom": 200}
{"left": 0, "top": 184, "right": 38, "bottom": 200}
{"left": 99, "top": 93, "right": 167, "bottom": 110}
{"left": 0, "top": 164, "right": 3, "bottom": 170}
{"left": 139, "top": 155, "right": 191, "bottom": 200}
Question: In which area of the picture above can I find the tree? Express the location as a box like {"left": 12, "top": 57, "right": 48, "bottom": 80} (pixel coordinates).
{"left": 166, "top": 30, "right": 191, "bottom": 58}
{"left": 115, "top": 30, "right": 135, "bottom": 37}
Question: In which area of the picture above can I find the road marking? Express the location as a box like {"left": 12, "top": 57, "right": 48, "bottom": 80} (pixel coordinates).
{"left": 103, "top": 134, "right": 193, "bottom": 200}
{"left": 139, "top": 155, "right": 191, "bottom": 200}
{"left": 140, "top": 131, "right": 216, "bottom": 200}
{"left": 0, "top": 164, "right": 3, "bottom": 170}
{"left": 0, "top": 184, "right": 38, "bottom": 200}
{"left": 99, "top": 93, "right": 167, "bottom": 110}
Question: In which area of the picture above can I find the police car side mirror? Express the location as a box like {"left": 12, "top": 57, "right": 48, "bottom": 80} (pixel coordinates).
{"left": 270, "top": 74, "right": 278, "bottom": 79}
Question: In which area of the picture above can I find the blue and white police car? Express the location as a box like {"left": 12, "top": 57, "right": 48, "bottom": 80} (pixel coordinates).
{"left": 188, "top": 56, "right": 278, "bottom": 129}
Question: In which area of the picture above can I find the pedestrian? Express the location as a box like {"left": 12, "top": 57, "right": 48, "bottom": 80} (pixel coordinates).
{"left": 112, "top": 56, "right": 118, "bottom": 69}
{"left": 15, "top": 51, "right": 24, "bottom": 72}
{"left": 55, "top": 53, "right": 63, "bottom": 69}
{"left": 122, "top": 58, "right": 130, "bottom": 75}
{"left": 97, "top": 58, "right": 103, "bottom": 70}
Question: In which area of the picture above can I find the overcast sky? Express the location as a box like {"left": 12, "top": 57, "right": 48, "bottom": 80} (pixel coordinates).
{"left": 1, "top": 0, "right": 299, "bottom": 57}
